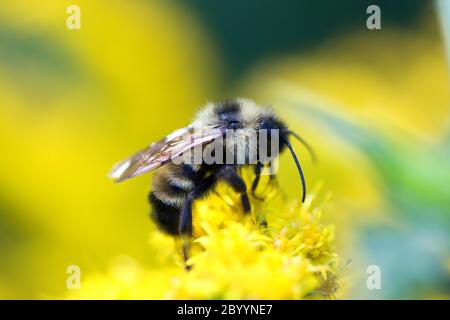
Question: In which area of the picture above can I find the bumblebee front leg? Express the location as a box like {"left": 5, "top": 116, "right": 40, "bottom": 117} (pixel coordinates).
{"left": 251, "top": 162, "right": 264, "bottom": 200}
{"left": 251, "top": 161, "right": 279, "bottom": 201}
{"left": 219, "top": 166, "right": 251, "bottom": 214}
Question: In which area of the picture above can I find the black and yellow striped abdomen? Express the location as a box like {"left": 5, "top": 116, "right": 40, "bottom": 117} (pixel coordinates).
{"left": 149, "top": 162, "right": 220, "bottom": 235}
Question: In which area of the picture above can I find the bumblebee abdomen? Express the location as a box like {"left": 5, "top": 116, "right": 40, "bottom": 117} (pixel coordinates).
{"left": 149, "top": 163, "right": 197, "bottom": 234}
{"left": 148, "top": 192, "right": 181, "bottom": 235}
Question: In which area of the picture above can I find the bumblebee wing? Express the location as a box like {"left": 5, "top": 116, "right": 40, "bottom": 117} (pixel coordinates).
{"left": 108, "top": 127, "right": 222, "bottom": 183}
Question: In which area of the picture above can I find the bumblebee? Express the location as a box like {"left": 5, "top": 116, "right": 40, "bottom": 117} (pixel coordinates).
{"left": 109, "top": 98, "right": 314, "bottom": 264}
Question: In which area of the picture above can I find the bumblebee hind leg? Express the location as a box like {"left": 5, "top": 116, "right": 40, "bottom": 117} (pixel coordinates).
{"left": 178, "top": 173, "right": 220, "bottom": 269}
{"left": 179, "top": 193, "right": 194, "bottom": 269}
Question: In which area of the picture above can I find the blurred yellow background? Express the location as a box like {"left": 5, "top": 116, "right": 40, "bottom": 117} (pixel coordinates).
{"left": 0, "top": 1, "right": 449, "bottom": 299}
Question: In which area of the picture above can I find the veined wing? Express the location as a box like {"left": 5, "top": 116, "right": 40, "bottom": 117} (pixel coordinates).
{"left": 108, "top": 126, "right": 222, "bottom": 183}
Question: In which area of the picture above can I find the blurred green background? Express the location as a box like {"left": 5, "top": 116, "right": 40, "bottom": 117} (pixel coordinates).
{"left": 0, "top": 0, "right": 449, "bottom": 299}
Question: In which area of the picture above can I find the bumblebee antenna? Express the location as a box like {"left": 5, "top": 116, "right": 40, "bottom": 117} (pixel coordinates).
{"left": 288, "top": 131, "right": 317, "bottom": 164}
{"left": 283, "top": 138, "right": 306, "bottom": 203}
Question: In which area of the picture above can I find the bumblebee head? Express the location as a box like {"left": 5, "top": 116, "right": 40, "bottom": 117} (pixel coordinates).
{"left": 195, "top": 98, "right": 286, "bottom": 133}
{"left": 194, "top": 98, "right": 312, "bottom": 202}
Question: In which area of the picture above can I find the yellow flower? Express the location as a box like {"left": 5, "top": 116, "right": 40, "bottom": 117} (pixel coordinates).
{"left": 67, "top": 178, "right": 340, "bottom": 300}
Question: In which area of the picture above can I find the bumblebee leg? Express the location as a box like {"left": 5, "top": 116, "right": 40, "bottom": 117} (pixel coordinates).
{"left": 219, "top": 166, "right": 251, "bottom": 214}
{"left": 179, "top": 194, "right": 194, "bottom": 236}
{"left": 251, "top": 162, "right": 265, "bottom": 201}
{"left": 179, "top": 193, "right": 194, "bottom": 269}
{"left": 178, "top": 174, "right": 219, "bottom": 269}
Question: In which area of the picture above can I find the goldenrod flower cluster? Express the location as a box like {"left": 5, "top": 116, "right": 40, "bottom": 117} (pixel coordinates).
{"left": 67, "top": 179, "right": 339, "bottom": 299}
